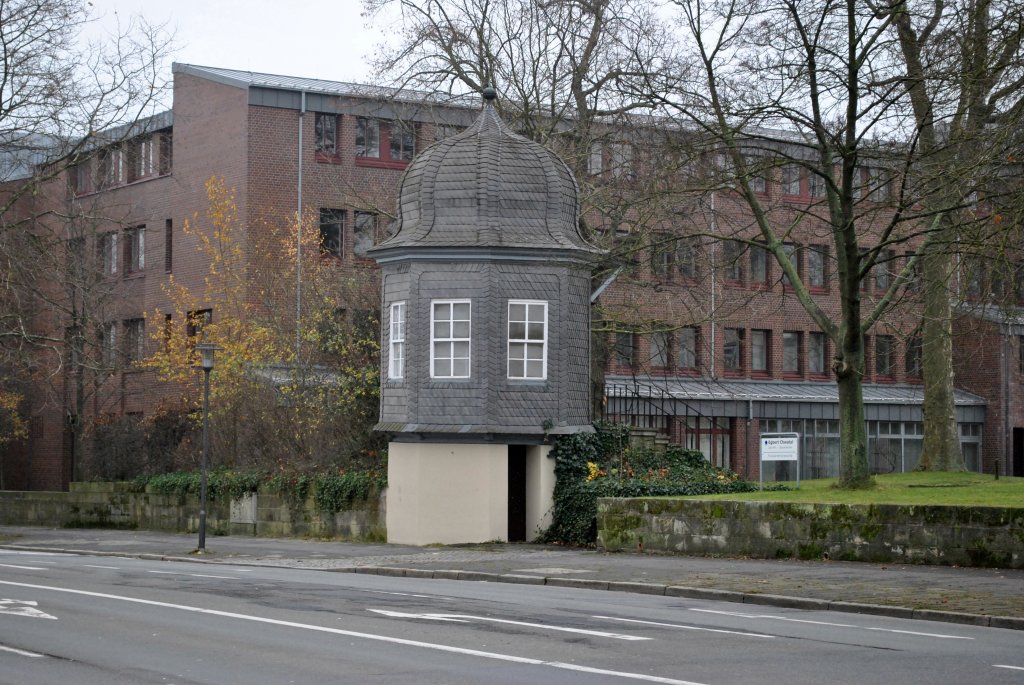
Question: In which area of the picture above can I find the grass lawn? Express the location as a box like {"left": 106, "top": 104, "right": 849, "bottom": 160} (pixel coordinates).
{"left": 690, "top": 471, "right": 1024, "bottom": 507}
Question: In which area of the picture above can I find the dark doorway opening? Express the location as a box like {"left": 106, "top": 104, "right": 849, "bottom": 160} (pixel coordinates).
{"left": 1013, "top": 428, "right": 1023, "bottom": 477}
{"left": 508, "top": 445, "right": 527, "bottom": 542}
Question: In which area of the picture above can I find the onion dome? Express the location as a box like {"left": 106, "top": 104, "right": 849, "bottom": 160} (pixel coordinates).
{"left": 370, "top": 88, "right": 600, "bottom": 256}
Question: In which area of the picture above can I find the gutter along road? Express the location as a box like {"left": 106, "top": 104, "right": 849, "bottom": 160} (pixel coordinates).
{"left": 1, "top": 548, "right": 1022, "bottom": 684}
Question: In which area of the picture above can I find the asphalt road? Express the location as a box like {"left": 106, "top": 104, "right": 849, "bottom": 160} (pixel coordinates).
{"left": 2, "top": 549, "right": 1023, "bottom": 685}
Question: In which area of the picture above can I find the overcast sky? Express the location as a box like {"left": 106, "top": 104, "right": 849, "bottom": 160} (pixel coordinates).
{"left": 86, "top": 0, "right": 385, "bottom": 84}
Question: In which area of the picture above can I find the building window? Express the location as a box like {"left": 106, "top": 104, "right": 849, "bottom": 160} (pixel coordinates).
{"left": 614, "top": 332, "right": 637, "bottom": 368}
{"left": 751, "top": 329, "right": 770, "bottom": 374}
{"left": 315, "top": 113, "right": 338, "bottom": 156}
{"left": 722, "top": 240, "right": 744, "bottom": 283}
{"left": 650, "top": 236, "right": 675, "bottom": 278}
{"left": 875, "top": 335, "right": 895, "bottom": 377}
{"left": 99, "top": 232, "right": 118, "bottom": 275}
{"left": 187, "top": 309, "right": 212, "bottom": 341}
{"left": 809, "top": 332, "right": 827, "bottom": 375}
{"left": 353, "top": 211, "right": 377, "bottom": 257}
{"left": 783, "top": 331, "right": 801, "bottom": 375}
{"left": 100, "top": 322, "right": 117, "bottom": 367}
{"left": 724, "top": 328, "right": 744, "bottom": 373}
{"left": 356, "top": 117, "right": 380, "bottom": 158}
{"left": 124, "top": 318, "right": 145, "bottom": 363}
{"left": 390, "top": 120, "right": 416, "bottom": 161}
{"left": 781, "top": 165, "right": 801, "bottom": 196}
{"left": 679, "top": 327, "right": 699, "bottom": 371}
{"left": 745, "top": 155, "right": 767, "bottom": 194}
{"left": 356, "top": 117, "right": 415, "bottom": 166}
{"left": 319, "top": 208, "right": 345, "bottom": 257}
{"left": 389, "top": 302, "right": 405, "bottom": 380}
{"left": 124, "top": 225, "right": 145, "bottom": 275}
{"left": 508, "top": 301, "right": 547, "bottom": 380}
{"left": 158, "top": 131, "right": 173, "bottom": 175}
{"left": 99, "top": 146, "right": 125, "bottom": 188}
{"left": 608, "top": 142, "right": 634, "bottom": 179}
{"left": 809, "top": 172, "right": 827, "bottom": 198}
{"left": 431, "top": 300, "right": 471, "bottom": 379}
{"left": 750, "top": 243, "right": 769, "bottom": 285}
{"left": 866, "top": 167, "right": 891, "bottom": 202}
{"left": 164, "top": 219, "right": 173, "bottom": 273}
{"left": 435, "top": 124, "right": 464, "bottom": 142}
{"left": 807, "top": 245, "right": 826, "bottom": 289}
{"left": 906, "top": 336, "right": 922, "bottom": 378}
{"left": 129, "top": 135, "right": 156, "bottom": 181}
{"left": 677, "top": 238, "right": 698, "bottom": 280}
{"left": 650, "top": 330, "right": 671, "bottom": 368}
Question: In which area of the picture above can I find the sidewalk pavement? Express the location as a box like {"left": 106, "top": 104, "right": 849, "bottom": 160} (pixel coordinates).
{"left": 2, "top": 525, "right": 1022, "bottom": 630}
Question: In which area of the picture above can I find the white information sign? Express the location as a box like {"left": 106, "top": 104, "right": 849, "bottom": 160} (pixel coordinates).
{"left": 760, "top": 434, "right": 800, "bottom": 462}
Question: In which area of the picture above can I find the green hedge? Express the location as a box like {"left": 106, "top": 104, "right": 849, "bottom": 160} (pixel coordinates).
{"left": 135, "top": 468, "right": 386, "bottom": 512}
{"left": 540, "top": 422, "right": 772, "bottom": 545}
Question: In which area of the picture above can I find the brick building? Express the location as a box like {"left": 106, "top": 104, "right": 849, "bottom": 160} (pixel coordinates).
{"left": 3, "top": 62, "right": 1020, "bottom": 490}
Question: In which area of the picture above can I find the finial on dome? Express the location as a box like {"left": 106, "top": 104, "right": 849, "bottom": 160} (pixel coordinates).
{"left": 482, "top": 86, "right": 497, "bottom": 102}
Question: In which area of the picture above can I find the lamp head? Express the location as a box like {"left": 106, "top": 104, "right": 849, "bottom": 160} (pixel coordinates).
{"left": 196, "top": 342, "right": 217, "bottom": 371}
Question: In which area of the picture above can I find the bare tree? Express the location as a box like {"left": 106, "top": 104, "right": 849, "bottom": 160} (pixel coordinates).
{"left": 885, "top": 0, "right": 1024, "bottom": 471}
{"left": 652, "top": 0, "right": 1022, "bottom": 485}
{"left": 0, "top": 0, "right": 173, "bottom": 482}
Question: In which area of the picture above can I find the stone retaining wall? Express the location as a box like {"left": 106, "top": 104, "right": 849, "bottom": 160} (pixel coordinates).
{"left": 597, "top": 498, "right": 1024, "bottom": 568}
{"left": 0, "top": 482, "right": 385, "bottom": 542}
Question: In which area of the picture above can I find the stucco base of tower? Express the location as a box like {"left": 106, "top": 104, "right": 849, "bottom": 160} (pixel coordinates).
{"left": 385, "top": 442, "right": 555, "bottom": 545}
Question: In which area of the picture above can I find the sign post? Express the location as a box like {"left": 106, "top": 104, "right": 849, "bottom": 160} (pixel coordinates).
{"left": 759, "top": 432, "right": 800, "bottom": 490}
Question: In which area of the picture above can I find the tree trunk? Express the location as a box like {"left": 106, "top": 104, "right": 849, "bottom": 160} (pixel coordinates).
{"left": 834, "top": 326, "right": 872, "bottom": 487}
{"left": 918, "top": 247, "right": 965, "bottom": 471}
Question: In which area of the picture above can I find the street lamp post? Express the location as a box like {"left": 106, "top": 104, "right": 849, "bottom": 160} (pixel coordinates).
{"left": 196, "top": 342, "right": 217, "bottom": 552}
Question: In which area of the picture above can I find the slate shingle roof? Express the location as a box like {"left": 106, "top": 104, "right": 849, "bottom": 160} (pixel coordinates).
{"left": 373, "top": 93, "right": 601, "bottom": 254}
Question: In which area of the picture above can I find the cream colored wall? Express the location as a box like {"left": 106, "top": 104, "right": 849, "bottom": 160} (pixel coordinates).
{"left": 525, "top": 444, "right": 555, "bottom": 540}
{"left": 386, "top": 442, "right": 509, "bottom": 545}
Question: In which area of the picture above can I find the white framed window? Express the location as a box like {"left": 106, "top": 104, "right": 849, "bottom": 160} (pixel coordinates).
{"left": 508, "top": 300, "right": 547, "bottom": 380}
{"left": 431, "top": 299, "right": 471, "bottom": 378}
{"left": 389, "top": 302, "right": 405, "bottom": 380}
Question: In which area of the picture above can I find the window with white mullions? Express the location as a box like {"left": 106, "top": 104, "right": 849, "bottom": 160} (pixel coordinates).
{"left": 431, "top": 300, "right": 471, "bottom": 378}
{"left": 389, "top": 302, "right": 405, "bottom": 380}
{"left": 508, "top": 301, "right": 547, "bottom": 379}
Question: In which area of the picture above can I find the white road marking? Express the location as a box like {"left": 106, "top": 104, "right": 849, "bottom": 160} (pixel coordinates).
{"left": 369, "top": 609, "right": 651, "bottom": 641}
{"left": 0, "top": 599, "right": 58, "bottom": 620}
{"left": 0, "top": 644, "right": 46, "bottom": 658}
{"left": 994, "top": 665, "right": 1024, "bottom": 671}
{"left": 0, "top": 563, "right": 45, "bottom": 571}
{"left": 0, "top": 550, "right": 70, "bottom": 556}
{"left": 364, "top": 590, "right": 442, "bottom": 599}
{"left": 593, "top": 615, "right": 774, "bottom": 639}
{"left": 83, "top": 565, "right": 121, "bottom": 570}
{"left": 145, "top": 569, "right": 236, "bottom": 580}
{"left": 0, "top": 580, "right": 702, "bottom": 685}
{"left": 689, "top": 608, "right": 974, "bottom": 640}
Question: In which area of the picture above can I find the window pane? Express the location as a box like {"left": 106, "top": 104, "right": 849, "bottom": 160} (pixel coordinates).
{"left": 526, "top": 343, "right": 543, "bottom": 361}
{"left": 509, "top": 359, "right": 525, "bottom": 377}
{"left": 434, "top": 321, "right": 450, "bottom": 338}
{"left": 527, "top": 322, "right": 544, "bottom": 340}
{"left": 452, "top": 358, "right": 470, "bottom": 377}
{"left": 526, "top": 359, "right": 543, "bottom": 377}
{"left": 452, "top": 321, "right": 470, "bottom": 338}
{"left": 453, "top": 302, "right": 470, "bottom": 320}
{"left": 434, "top": 358, "right": 451, "bottom": 378}
{"left": 509, "top": 321, "right": 526, "bottom": 339}
{"left": 509, "top": 303, "right": 525, "bottom": 321}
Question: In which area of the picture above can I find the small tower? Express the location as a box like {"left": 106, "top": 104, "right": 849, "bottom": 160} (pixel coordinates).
{"left": 368, "top": 88, "right": 602, "bottom": 545}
